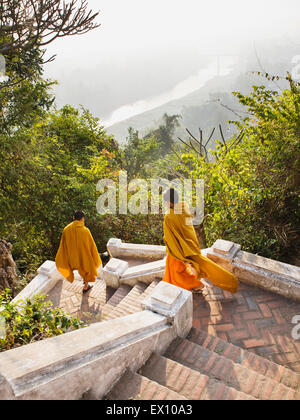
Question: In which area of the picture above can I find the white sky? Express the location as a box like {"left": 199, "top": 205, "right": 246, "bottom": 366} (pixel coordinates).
{"left": 47, "top": 0, "right": 300, "bottom": 58}
{"left": 44, "top": 0, "right": 300, "bottom": 125}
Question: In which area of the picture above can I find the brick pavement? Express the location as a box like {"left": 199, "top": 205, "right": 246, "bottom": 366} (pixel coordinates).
{"left": 105, "top": 370, "right": 187, "bottom": 400}
{"left": 47, "top": 278, "right": 115, "bottom": 324}
{"left": 193, "top": 281, "right": 300, "bottom": 372}
{"left": 165, "top": 338, "right": 299, "bottom": 400}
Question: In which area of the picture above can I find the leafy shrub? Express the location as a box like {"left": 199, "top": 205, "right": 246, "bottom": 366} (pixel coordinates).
{"left": 0, "top": 289, "right": 84, "bottom": 352}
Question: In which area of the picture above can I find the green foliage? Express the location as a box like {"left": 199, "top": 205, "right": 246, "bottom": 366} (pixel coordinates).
{"left": 103, "top": 213, "right": 164, "bottom": 246}
{"left": 144, "top": 113, "right": 181, "bottom": 155}
{"left": 0, "top": 44, "right": 53, "bottom": 132}
{"left": 122, "top": 127, "right": 160, "bottom": 178}
{"left": 0, "top": 289, "right": 83, "bottom": 352}
{"left": 183, "top": 80, "right": 300, "bottom": 262}
{"left": 0, "top": 43, "right": 44, "bottom": 86}
{"left": 0, "top": 103, "right": 121, "bottom": 271}
{"left": 121, "top": 114, "right": 182, "bottom": 180}
{"left": 0, "top": 78, "right": 56, "bottom": 131}
{"left": 1, "top": 50, "right": 298, "bottom": 284}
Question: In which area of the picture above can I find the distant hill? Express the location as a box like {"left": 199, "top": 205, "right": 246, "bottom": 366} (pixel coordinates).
{"left": 105, "top": 70, "right": 265, "bottom": 145}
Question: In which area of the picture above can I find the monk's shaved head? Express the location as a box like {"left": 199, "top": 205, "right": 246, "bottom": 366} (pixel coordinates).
{"left": 73, "top": 210, "right": 85, "bottom": 221}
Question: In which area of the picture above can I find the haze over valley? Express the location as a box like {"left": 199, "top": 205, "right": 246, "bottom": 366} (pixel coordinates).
{"left": 43, "top": 0, "right": 300, "bottom": 144}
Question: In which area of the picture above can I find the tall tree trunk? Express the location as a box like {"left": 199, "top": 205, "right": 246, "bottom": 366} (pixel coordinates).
{"left": 0, "top": 240, "right": 18, "bottom": 293}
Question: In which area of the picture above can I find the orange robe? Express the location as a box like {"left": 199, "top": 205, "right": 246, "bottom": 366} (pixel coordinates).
{"left": 55, "top": 220, "right": 102, "bottom": 283}
{"left": 163, "top": 202, "right": 238, "bottom": 293}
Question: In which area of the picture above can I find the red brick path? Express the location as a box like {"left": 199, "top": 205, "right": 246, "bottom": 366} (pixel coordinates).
{"left": 193, "top": 281, "right": 300, "bottom": 372}
{"left": 47, "top": 278, "right": 114, "bottom": 324}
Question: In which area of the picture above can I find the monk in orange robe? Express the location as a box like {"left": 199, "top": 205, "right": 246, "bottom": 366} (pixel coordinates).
{"left": 162, "top": 189, "right": 238, "bottom": 294}
{"left": 55, "top": 210, "right": 102, "bottom": 293}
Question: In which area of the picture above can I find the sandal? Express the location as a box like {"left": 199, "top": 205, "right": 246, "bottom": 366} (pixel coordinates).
{"left": 192, "top": 287, "right": 205, "bottom": 294}
{"left": 83, "top": 285, "right": 93, "bottom": 294}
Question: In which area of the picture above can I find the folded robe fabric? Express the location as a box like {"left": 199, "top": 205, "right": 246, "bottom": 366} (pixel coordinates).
{"left": 163, "top": 202, "right": 238, "bottom": 293}
{"left": 163, "top": 254, "right": 205, "bottom": 290}
{"left": 55, "top": 220, "right": 102, "bottom": 283}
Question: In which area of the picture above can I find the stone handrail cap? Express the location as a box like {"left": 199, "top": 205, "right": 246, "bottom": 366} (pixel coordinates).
{"left": 37, "top": 260, "right": 56, "bottom": 275}
{"left": 107, "top": 238, "right": 122, "bottom": 247}
{"left": 150, "top": 282, "right": 182, "bottom": 311}
{"left": 213, "top": 240, "right": 235, "bottom": 255}
{"left": 105, "top": 258, "right": 128, "bottom": 274}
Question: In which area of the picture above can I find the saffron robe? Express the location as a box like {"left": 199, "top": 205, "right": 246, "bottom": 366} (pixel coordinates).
{"left": 163, "top": 202, "right": 238, "bottom": 293}
{"left": 55, "top": 220, "right": 102, "bottom": 283}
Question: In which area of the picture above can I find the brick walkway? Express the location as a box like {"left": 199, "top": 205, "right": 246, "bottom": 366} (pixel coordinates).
{"left": 46, "top": 258, "right": 148, "bottom": 324}
{"left": 47, "top": 278, "right": 114, "bottom": 324}
{"left": 193, "top": 281, "right": 300, "bottom": 372}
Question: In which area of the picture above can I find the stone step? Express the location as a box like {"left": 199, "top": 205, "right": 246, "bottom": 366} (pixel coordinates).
{"left": 140, "top": 353, "right": 256, "bottom": 400}
{"left": 103, "top": 283, "right": 148, "bottom": 320}
{"left": 165, "top": 338, "right": 300, "bottom": 400}
{"left": 105, "top": 370, "right": 187, "bottom": 400}
{"left": 88, "top": 279, "right": 115, "bottom": 307}
{"left": 187, "top": 328, "right": 300, "bottom": 392}
{"left": 120, "top": 260, "right": 166, "bottom": 285}
{"left": 101, "top": 284, "right": 132, "bottom": 320}
{"left": 81, "top": 279, "right": 115, "bottom": 323}
{"left": 104, "top": 280, "right": 160, "bottom": 321}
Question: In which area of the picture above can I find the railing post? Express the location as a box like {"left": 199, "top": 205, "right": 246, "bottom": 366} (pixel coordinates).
{"left": 142, "top": 281, "right": 193, "bottom": 338}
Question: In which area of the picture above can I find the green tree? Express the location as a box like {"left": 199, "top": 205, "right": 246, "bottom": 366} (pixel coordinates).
{"left": 122, "top": 127, "right": 160, "bottom": 179}
{"left": 0, "top": 104, "right": 120, "bottom": 270}
{"left": 144, "top": 113, "right": 181, "bottom": 155}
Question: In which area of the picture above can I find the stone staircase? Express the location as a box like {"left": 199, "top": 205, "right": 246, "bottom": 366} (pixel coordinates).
{"left": 46, "top": 264, "right": 300, "bottom": 400}
{"left": 105, "top": 330, "right": 300, "bottom": 401}
{"left": 48, "top": 274, "right": 161, "bottom": 325}
{"left": 102, "top": 280, "right": 160, "bottom": 321}
{"left": 96, "top": 284, "right": 300, "bottom": 401}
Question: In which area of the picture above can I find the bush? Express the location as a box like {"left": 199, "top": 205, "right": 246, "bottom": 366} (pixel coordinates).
{"left": 0, "top": 289, "right": 84, "bottom": 352}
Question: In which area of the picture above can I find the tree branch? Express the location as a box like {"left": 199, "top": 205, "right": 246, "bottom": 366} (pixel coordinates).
{"left": 0, "top": 0, "right": 100, "bottom": 57}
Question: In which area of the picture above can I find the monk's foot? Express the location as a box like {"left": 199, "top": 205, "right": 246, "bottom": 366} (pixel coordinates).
{"left": 83, "top": 284, "right": 93, "bottom": 294}
{"left": 191, "top": 284, "right": 206, "bottom": 294}
{"left": 191, "top": 288, "right": 204, "bottom": 294}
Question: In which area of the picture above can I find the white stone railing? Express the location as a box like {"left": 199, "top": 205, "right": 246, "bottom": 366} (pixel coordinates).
{"left": 0, "top": 282, "right": 192, "bottom": 400}
{"left": 104, "top": 239, "right": 213, "bottom": 288}
{"left": 12, "top": 261, "right": 63, "bottom": 307}
{"left": 104, "top": 238, "right": 300, "bottom": 301}
{"left": 103, "top": 257, "right": 167, "bottom": 288}
{"left": 12, "top": 237, "right": 300, "bottom": 304}
{"left": 207, "top": 239, "right": 300, "bottom": 301}
{"left": 107, "top": 238, "right": 166, "bottom": 260}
